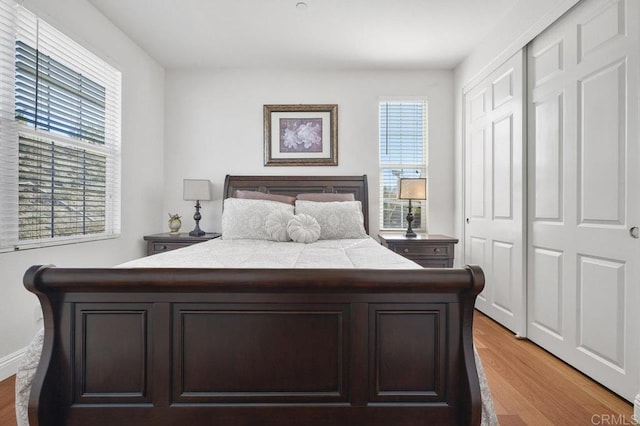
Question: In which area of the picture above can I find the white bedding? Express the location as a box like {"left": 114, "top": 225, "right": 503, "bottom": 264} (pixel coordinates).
{"left": 118, "top": 237, "right": 419, "bottom": 269}
{"left": 16, "top": 237, "right": 498, "bottom": 426}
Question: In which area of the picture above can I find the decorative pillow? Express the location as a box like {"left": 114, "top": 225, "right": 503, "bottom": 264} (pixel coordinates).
{"left": 296, "top": 193, "right": 355, "bottom": 202}
{"left": 235, "top": 190, "right": 296, "bottom": 205}
{"left": 222, "top": 198, "right": 294, "bottom": 240}
{"left": 265, "top": 210, "right": 294, "bottom": 242}
{"left": 294, "top": 200, "right": 367, "bottom": 240}
{"left": 287, "top": 214, "right": 321, "bottom": 243}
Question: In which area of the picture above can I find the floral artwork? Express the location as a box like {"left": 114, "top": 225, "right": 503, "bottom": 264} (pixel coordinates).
{"left": 279, "top": 118, "right": 323, "bottom": 152}
{"left": 264, "top": 104, "right": 338, "bottom": 166}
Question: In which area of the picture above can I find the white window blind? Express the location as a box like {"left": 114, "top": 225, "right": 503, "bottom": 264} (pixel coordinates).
{"left": 0, "top": 0, "right": 121, "bottom": 250}
{"left": 0, "top": 0, "right": 19, "bottom": 250}
{"left": 378, "top": 100, "right": 428, "bottom": 230}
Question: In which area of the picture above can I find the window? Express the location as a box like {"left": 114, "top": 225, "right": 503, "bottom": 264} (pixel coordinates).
{"left": 0, "top": 1, "right": 121, "bottom": 250}
{"left": 378, "top": 99, "right": 428, "bottom": 231}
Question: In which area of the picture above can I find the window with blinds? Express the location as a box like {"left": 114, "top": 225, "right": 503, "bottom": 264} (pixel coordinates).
{"left": 379, "top": 100, "right": 428, "bottom": 230}
{"left": 18, "top": 135, "right": 107, "bottom": 240}
{"left": 0, "top": 0, "right": 121, "bottom": 250}
{"left": 15, "top": 41, "right": 107, "bottom": 144}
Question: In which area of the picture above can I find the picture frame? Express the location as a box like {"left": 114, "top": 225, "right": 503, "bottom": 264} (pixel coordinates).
{"left": 263, "top": 104, "right": 338, "bottom": 166}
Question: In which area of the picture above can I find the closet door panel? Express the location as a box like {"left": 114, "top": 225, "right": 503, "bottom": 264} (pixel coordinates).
{"left": 532, "top": 40, "right": 564, "bottom": 86}
{"left": 492, "top": 69, "right": 513, "bottom": 109}
{"left": 470, "top": 129, "right": 486, "bottom": 218}
{"left": 492, "top": 115, "right": 513, "bottom": 220}
{"left": 533, "top": 93, "right": 563, "bottom": 221}
{"left": 464, "top": 50, "right": 525, "bottom": 335}
{"left": 528, "top": 0, "right": 639, "bottom": 401}
{"left": 577, "top": 255, "right": 625, "bottom": 368}
{"left": 578, "top": 61, "right": 626, "bottom": 225}
{"left": 578, "top": 0, "right": 625, "bottom": 60}
{"left": 492, "top": 241, "right": 514, "bottom": 314}
{"left": 530, "top": 247, "right": 563, "bottom": 338}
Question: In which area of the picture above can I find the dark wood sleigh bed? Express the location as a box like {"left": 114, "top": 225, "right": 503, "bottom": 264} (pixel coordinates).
{"left": 24, "top": 175, "right": 485, "bottom": 426}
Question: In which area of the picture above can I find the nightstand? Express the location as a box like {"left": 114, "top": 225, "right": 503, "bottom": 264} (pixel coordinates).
{"left": 143, "top": 232, "right": 221, "bottom": 256}
{"left": 378, "top": 232, "right": 458, "bottom": 268}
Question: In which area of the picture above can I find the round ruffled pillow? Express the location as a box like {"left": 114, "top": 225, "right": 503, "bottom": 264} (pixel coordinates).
{"left": 287, "top": 214, "right": 321, "bottom": 243}
{"left": 265, "top": 210, "right": 295, "bottom": 242}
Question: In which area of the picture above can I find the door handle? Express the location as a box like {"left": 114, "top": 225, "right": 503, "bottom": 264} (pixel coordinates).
{"left": 630, "top": 227, "right": 639, "bottom": 239}
{"left": 466, "top": 218, "right": 470, "bottom": 224}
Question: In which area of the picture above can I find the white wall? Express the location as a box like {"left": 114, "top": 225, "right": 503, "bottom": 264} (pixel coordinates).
{"left": 0, "top": 0, "right": 165, "bottom": 379}
{"left": 452, "top": 0, "right": 580, "bottom": 266}
{"left": 163, "top": 69, "right": 454, "bottom": 238}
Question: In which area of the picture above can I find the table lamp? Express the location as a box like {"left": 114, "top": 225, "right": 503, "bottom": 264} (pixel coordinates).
{"left": 183, "top": 179, "right": 211, "bottom": 236}
{"left": 398, "top": 178, "right": 426, "bottom": 238}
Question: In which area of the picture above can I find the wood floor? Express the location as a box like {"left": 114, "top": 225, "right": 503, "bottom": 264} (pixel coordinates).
{"left": 0, "top": 374, "right": 15, "bottom": 426}
{"left": 0, "top": 311, "right": 633, "bottom": 426}
{"left": 474, "top": 311, "right": 633, "bottom": 425}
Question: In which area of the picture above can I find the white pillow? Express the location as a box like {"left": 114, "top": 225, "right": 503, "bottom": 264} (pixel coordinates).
{"left": 294, "top": 200, "right": 367, "bottom": 240}
{"left": 265, "top": 210, "right": 294, "bottom": 242}
{"left": 287, "top": 214, "right": 321, "bottom": 243}
{"left": 222, "top": 198, "right": 294, "bottom": 240}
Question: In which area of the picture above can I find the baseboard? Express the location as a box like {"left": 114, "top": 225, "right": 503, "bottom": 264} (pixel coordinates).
{"left": 0, "top": 347, "right": 26, "bottom": 382}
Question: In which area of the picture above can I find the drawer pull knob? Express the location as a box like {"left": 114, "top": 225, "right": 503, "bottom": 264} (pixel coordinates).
{"left": 161, "top": 245, "right": 167, "bottom": 250}
{"left": 433, "top": 248, "right": 440, "bottom": 253}
{"left": 403, "top": 248, "right": 409, "bottom": 253}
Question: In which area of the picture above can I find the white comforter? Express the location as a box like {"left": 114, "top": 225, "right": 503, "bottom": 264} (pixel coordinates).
{"left": 16, "top": 237, "right": 498, "bottom": 426}
{"left": 118, "top": 237, "right": 420, "bottom": 269}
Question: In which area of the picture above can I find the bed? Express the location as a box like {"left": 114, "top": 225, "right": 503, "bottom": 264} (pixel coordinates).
{"left": 22, "top": 175, "right": 490, "bottom": 426}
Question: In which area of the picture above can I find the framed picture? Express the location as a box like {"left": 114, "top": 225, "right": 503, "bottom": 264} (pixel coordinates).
{"left": 263, "top": 104, "right": 338, "bottom": 166}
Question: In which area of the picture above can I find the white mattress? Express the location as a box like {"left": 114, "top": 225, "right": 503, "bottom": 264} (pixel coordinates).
{"left": 118, "top": 237, "right": 421, "bottom": 269}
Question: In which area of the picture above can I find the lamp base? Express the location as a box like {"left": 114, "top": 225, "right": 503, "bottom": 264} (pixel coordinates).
{"left": 189, "top": 200, "right": 205, "bottom": 236}
{"left": 404, "top": 200, "right": 417, "bottom": 238}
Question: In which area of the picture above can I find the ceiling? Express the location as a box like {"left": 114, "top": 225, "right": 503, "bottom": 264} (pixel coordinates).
{"left": 88, "top": 0, "right": 519, "bottom": 70}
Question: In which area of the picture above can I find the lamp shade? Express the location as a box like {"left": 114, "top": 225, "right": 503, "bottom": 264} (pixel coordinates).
{"left": 398, "top": 178, "right": 426, "bottom": 200}
{"left": 183, "top": 179, "right": 211, "bottom": 201}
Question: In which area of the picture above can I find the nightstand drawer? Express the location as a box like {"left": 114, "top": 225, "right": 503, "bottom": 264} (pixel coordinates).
{"left": 393, "top": 243, "right": 450, "bottom": 258}
{"left": 144, "top": 232, "right": 221, "bottom": 256}
{"left": 377, "top": 233, "right": 458, "bottom": 269}
{"left": 414, "top": 259, "right": 451, "bottom": 268}
{"left": 151, "top": 242, "right": 190, "bottom": 254}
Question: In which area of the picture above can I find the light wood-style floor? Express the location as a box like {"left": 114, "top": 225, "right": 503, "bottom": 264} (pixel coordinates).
{"left": 0, "top": 374, "right": 16, "bottom": 426}
{"left": 474, "top": 311, "right": 633, "bottom": 425}
{"left": 0, "top": 311, "right": 634, "bottom": 425}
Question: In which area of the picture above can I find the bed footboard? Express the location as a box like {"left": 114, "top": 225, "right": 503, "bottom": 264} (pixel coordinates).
{"left": 24, "top": 266, "right": 484, "bottom": 426}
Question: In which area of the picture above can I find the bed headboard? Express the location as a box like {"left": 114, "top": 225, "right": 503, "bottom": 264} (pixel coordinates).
{"left": 223, "top": 175, "right": 369, "bottom": 233}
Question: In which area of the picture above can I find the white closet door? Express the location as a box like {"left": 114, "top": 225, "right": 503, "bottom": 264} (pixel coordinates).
{"left": 464, "top": 50, "right": 526, "bottom": 336}
{"left": 528, "top": 0, "right": 639, "bottom": 400}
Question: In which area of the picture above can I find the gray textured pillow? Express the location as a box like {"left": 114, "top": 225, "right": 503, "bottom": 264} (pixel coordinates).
{"left": 222, "top": 198, "right": 294, "bottom": 240}
{"left": 265, "top": 210, "right": 294, "bottom": 242}
{"left": 294, "top": 200, "right": 367, "bottom": 240}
